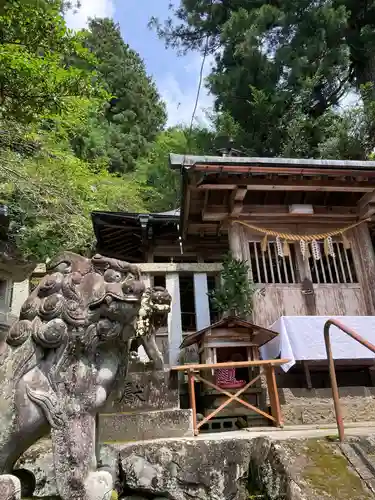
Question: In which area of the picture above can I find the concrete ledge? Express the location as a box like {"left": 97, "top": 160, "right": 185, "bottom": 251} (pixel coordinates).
{"left": 99, "top": 409, "right": 193, "bottom": 442}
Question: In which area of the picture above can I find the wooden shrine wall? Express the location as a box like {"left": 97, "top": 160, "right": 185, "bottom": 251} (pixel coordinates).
{"left": 229, "top": 221, "right": 375, "bottom": 328}
{"left": 252, "top": 283, "right": 366, "bottom": 327}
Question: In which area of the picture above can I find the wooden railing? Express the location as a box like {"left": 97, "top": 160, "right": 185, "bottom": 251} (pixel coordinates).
{"left": 171, "top": 359, "right": 289, "bottom": 435}
{"left": 324, "top": 318, "right": 375, "bottom": 442}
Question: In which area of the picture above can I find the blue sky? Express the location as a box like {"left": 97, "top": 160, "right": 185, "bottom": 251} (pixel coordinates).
{"left": 65, "top": 0, "right": 214, "bottom": 126}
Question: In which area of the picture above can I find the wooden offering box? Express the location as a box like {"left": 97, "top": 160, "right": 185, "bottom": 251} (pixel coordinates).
{"left": 180, "top": 317, "right": 278, "bottom": 422}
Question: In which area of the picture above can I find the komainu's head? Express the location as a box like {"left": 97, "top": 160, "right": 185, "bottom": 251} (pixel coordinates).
{"left": 6, "top": 252, "right": 145, "bottom": 351}
{"left": 135, "top": 286, "right": 171, "bottom": 338}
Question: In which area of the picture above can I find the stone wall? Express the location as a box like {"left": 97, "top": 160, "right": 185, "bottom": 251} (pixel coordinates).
{"left": 16, "top": 434, "right": 375, "bottom": 499}
{"left": 0, "top": 277, "right": 30, "bottom": 327}
{"left": 15, "top": 436, "right": 256, "bottom": 499}
{"left": 99, "top": 369, "right": 193, "bottom": 442}
{"left": 0, "top": 311, "right": 16, "bottom": 335}
{"left": 99, "top": 409, "right": 193, "bottom": 442}
{"left": 279, "top": 387, "right": 375, "bottom": 425}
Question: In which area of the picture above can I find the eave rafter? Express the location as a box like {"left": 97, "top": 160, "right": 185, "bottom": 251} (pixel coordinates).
{"left": 358, "top": 190, "right": 375, "bottom": 219}
{"left": 229, "top": 186, "right": 248, "bottom": 216}
{"left": 195, "top": 177, "right": 375, "bottom": 193}
{"left": 184, "top": 169, "right": 375, "bottom": 235}
{"left": 201, "top": 204, "right": 359, "bottom": 222}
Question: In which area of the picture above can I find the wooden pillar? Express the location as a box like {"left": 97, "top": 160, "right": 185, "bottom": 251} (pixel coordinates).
{"left": 352, "top": 224, "right": 375, "bottom": 315}
{"left": 188, "top": 369, "right": 198, "bottom": 435}
{"left": 369, "top": 365, "right": 375, "bottom": 387}
{"left": 142, "top": 274, "right": 152, "bottom": 289}
{"left": 166, "top": 273, "right": 182, "bottom": 366}
{"left": 303, "top": 361, "right": 313, "bottom": 389}
{"left": 228, "top": 222, "right": 244, "bottom": 260}
{"left": 193, "top": 273, "right": 211, "bottom": 330}
{"left": 265, "top": 364, "right": 283, "bottom": 427}
{"left": 137, "top": 273, "right": 153, "bottom": 362}
{"left": 0, "top": 279, "right": 12, "bottom": 313}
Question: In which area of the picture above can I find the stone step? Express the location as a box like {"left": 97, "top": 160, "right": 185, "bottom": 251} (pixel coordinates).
{"left": 339, "top": 436, "right": 375, "bottom": 494}
{"left": 340, "top": 443, "right": 375, "bottom": 493}
{"left": 99, "top": 409, "right": 193, "bottom": 443}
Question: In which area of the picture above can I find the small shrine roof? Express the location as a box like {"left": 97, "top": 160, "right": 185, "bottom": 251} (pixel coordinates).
{"left": 180, "top": 316, "right": 278, "bottom": 349}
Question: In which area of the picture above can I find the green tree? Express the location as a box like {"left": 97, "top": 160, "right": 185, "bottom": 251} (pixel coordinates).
{"left": 80, "top": 18, "right": 167, "bottom": 173}
{"left": 209, "top": 253, "right": 256, "bottom": 319}
{"left": 0, "top": 0, "right": 100, "bottom": 122}
{"left": 39, "top": 96, "right": 114, "bottom": 168}
{"left": 0, "top": 4, "right": 171, "bottom": 262}
{"left": 152, "top": 1, "right": 375, "bottom": 158}
{"left": 0, "top": 119, "right": 144, "bottom": 261}
{"left": 136, "top": 126, "right": 216, "bottom": 212}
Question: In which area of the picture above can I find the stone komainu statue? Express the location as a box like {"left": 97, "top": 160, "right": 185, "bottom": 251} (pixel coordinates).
{"left": 0, "top": 252, "right": 171, "bottom": 500}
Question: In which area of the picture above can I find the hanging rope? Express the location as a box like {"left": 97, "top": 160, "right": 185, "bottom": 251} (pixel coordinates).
{"left": 232, "top": 219, "right": 370, "bottom": 242}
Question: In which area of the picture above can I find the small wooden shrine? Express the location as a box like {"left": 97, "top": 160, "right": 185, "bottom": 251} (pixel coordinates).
{"left": 180, "top": 316, "right": 278, "bottom": 426}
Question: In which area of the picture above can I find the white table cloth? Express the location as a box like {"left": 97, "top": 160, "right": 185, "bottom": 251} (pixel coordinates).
{"left": 260, "top": 316, "right": 375, "bottom": 372}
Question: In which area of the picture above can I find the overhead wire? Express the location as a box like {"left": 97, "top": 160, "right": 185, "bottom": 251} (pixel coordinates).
{"left": 176, "top": 0, "right": 213, "bottom": 254}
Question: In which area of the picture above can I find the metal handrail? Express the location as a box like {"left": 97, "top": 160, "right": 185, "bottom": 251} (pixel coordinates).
{"left": 324, "top": 318, "right": 375, "bottom": 441}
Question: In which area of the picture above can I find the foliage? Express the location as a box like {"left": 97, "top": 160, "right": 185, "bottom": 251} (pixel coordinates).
{"left": 135, "top": 125, "right": 216, "bottom": 212}
{"left": 153, "top": 0, "right": 375, "bottom": 158}
{"left": 39, "top": 96, "right": 114, "bottom": 169}
{"left": 80, "top": 18, "right": 167, "bottom": 173}
{"left": 0, "top": 0, "right": 102, "bottom": 122}
{"left": 0, "top": 121, "right": 144, "bottom": 261}
{"left": 302, "top": 439, "right": 373, "bottom": 499}
{"left": 0, "top": 5, "right": 172, "bottom": 262}
{"left": 209, "top": 253, "right": 256, "bottom": 319}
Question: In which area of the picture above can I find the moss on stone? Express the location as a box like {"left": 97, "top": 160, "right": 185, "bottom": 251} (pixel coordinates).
{"left": 302, "top": 439, "right": 373, "bottom": 499}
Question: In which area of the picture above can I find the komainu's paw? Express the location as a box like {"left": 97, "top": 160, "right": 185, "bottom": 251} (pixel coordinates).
{"left": 0, "top": 474, "right": 21, "bottom": 500}
{"left": 85, "top": 470, "right": 113, "bottom": 500}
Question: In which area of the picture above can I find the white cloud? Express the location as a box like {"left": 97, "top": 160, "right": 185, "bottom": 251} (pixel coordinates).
{"left": 65, "top": 0, "right": 115, "bottom": 30}
{"left": 159, "top": 53, "right": 215, "bottom": 128}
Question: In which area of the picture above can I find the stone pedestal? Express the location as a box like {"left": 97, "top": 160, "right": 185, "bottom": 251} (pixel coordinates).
{"left": 99, "top": 409, "right": 193, "bottom": 442}
{"left": 99, "top": 369, "right": 193, "bottom": 441}
{"left": 102, "top": 370, "right": 179, "bottom": 414}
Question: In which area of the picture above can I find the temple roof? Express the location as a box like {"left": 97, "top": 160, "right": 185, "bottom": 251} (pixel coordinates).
{"left": 91, "top": 210, "right": 180, "bottom": 262}
{"left": 170, "top": 153, "right": 375, "bottom": 238}
{"left": 169, "top": 154, "right": 375, "bottom": 172}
